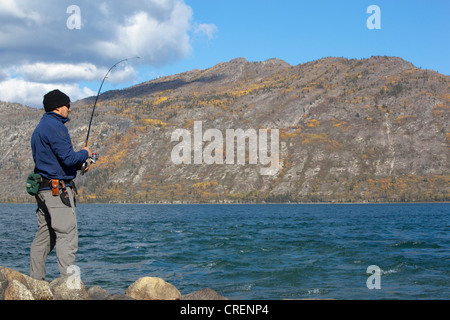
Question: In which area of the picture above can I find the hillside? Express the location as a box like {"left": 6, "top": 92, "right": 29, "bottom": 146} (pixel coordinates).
{"left": 1, "top": 56, "right": 449, "bottom": 203}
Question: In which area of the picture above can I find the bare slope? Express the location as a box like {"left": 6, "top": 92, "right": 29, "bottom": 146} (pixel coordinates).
{"left": 1, "top": 56, "right": 449, "bottom": 203}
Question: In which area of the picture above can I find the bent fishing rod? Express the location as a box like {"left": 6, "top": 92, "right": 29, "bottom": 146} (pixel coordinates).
{"left": 81, "top": 57, "right": 140, "bottom": 175}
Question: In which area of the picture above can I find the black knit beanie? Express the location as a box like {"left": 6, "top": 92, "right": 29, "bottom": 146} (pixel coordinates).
{"left": 43, "top": 89, "right": 71, "bottom": 112}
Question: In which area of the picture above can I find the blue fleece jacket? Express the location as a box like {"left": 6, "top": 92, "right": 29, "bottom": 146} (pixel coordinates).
{"left": 31, "top": 112, "right": 89, "bottom": 181}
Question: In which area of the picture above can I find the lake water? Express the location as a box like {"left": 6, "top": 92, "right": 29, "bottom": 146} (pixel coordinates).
{"left": 0, "top": 203, "right": 448, "bottom": 300}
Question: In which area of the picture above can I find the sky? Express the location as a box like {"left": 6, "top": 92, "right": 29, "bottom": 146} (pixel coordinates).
{"left": 0, "top": 0, "right": 449, "bottom": 107}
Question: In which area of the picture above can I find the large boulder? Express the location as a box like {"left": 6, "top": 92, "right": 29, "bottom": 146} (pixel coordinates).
{"left": 182, "top": 288, "right": 228, "bottom": 300}
{"left": 0, "top": 267, "right": 28, "bottom": 287}
{"left": 0, "top": 267, "right": 228, "bottom": 301}
{"left": 0, "top": 271, "right": 8, "bottom": 299}
{"left": 125, "top": 277, "right": 181, "bottom": 300}
{"left": 24, "top": 277, "right": 53, "bottom": 300}
{"left": 0, "top": 266, "right": 53, "bottom": 300}
{"left": 4, "top": 280, "right": 34, "bottom": 300}
{"left": 106, "top": 294, "right": 135, "bottom": 300}
{"left": 87, "top": 285, "right": 111, "bottom": 300}
{"left": 50, "top": 276, "right": 89, "bottom": 300}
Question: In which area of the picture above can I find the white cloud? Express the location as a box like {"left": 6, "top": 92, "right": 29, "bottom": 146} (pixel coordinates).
{"left": 0, "top": 68, "right": 9, "bottom": 81}
{"left": 194, "top": 23, "right": 218, "bottom": 41}
{"left": 0, "top": 0, "right": 42, "bottom": 25}
{"left": 0, "top": 0, "right": 208, "bottom": 67}
{"left": 0, "top": 77, "right": 95, "bottom": 108}
{"left": 0, "top": 0, "right": 218, "bottom": 106}
{"left": 95, "top": 1, "right": 193, "bottom": 66}
{"left": 16, "top": 62, "right": 137, "bottom": 83}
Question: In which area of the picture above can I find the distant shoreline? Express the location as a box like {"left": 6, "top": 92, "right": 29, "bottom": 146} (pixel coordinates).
{"left": 2, "top": 201, "right": 448, "bottom": 205}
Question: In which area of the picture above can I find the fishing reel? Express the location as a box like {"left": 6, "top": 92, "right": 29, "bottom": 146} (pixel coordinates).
{"left": 80, "top": 153, "right": 99, "bottom": 175}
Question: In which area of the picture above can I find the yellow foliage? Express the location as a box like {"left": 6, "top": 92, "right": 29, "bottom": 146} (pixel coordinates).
{"left": 139, "top": 118, "right": 168, "bottom": 128}
{"left": 302, "top": 82, "right": 321, "bottom": 91}
{"left": 282, "top": 87, "right": 295, "bottom": 94}
{"left": 331, "top": 118, "right": 351, "bottom": 132}
{"left": 231, "top": 82, "right": 267, "bottom": 97}
{"left": 280, "top": 127, "right": 302, "bottom": 139}
{"left": 404, "top": 68, "right": 419, "bottom": 75}
{"left": 153, "top": 96, "right": 169, "bottom": 104}
{"left": 326, "top": 139, "right": 343, "bottom": 151}
{"left": 300, "top": 133, "right": 329, "bottom": 145}
{"left": 432, "top": 103, "right": 449, "bottom": 117}
{"left": 306, "top": 119, "right": 320, "bottom": 128}
{"left": 183, "top": 119, "right": 195, "bottom": 129}
{"left": 332, "top": 120, "right": 347, "bottom": 127}
{"left": 192, "top": 181, "right": 219, "bottom": 190}
{"left": 347, "top": 96, "right": 364, "bottom": 104}
{"left": 344, "top": 73, "right": 363, "bottom": 82}
{"left": 395, "top": 115, "right": 417, "bottom": 124}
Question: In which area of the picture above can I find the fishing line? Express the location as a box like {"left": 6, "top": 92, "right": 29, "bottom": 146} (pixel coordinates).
{"left": 85, "top": 56, "right": 140, "bottom": 147}
{"left": 81, "top": 56, "right": 140, "bottom": 175}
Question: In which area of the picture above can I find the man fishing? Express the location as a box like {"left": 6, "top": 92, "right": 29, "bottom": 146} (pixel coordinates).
{"left": 30, "top": 89, "right": 91, "bottom": 280}
{"left": 28, "top": 59, "right": 136, "bottom": 280}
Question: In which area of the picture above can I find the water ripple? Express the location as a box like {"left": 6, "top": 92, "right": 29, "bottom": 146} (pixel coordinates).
{"left": 0, "top": 203, "right": 449, "bottom": 299}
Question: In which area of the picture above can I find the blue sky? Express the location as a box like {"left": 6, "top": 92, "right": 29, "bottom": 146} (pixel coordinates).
{"left": 0, "top": 0, "right": 448, "bottom": 107}
{"left": 166, "top": 0, "right": 450, "bottom": 75}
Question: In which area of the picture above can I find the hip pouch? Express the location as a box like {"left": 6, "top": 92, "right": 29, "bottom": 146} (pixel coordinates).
{"left": 59, "top": 181, "right": 76, "bottom": 208}
{"left": 26, "top": 173, "right": 42, "bottom": 196}
{"left": 51, "top": 179, "right": 59, "bottom": 196}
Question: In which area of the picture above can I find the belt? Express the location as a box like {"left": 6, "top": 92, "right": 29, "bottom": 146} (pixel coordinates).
{"left": 40, "top": 178, "right": 77, "bottom": 193}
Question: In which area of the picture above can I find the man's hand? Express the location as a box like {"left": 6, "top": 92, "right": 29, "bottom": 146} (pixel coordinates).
{"left": 83, "top": 146, "right": 92, "bottom": 157}
{"left": 79, "top": 146, "right": 92, "bottom": 173}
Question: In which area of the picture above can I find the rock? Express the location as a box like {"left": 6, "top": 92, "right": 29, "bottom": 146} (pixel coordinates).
{"left": 88, "top": 285, "right": 111, "bottom": 300}
{"left": 4, "top": 280, "right": 34, "bottom": 300}
{"left": 0, "top": 267, "right": 227, "bottom": 301}
{"left": 26, "top": 277, "right": 53, "bottom": 300}
{"left": 0, "top": 266, "right": 28, "bottom": 287}
{"left": 106, "top": 294, "right": 135, "bottom": 300}
{"left": 0, "top": 271, "right": 8, "bottom": 300}
{"left": 125, "top": 277, "right": 181, "bottom": 300}
{"left": 50, "top": 276, "right": 89, "bottom": 300}
{"left": 182, "top": 288, "right": 228, "bottom": 300}
{"left": 0, "top": 266, "right": 52, "bottom": 300}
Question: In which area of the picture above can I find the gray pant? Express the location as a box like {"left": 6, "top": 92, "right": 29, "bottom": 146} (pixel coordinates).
{"left": 30, "top": 187, "right": 77, "bottom": 281}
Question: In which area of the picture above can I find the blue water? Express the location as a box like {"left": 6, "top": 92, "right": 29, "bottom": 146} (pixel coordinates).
{"left": 0, "top": 203, "right": 448, "bottom": 300}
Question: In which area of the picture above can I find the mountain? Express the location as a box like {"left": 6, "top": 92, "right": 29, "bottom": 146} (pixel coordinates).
{"left": 1, "top": 56, "right": 449, "bottom": 203}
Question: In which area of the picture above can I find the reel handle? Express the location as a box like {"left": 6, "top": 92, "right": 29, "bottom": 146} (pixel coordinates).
{"left": 80, "top": 153, "right": 99, "bottom": 176}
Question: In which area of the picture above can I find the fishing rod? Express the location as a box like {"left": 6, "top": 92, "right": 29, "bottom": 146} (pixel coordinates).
{"left": 84, "top": 56, "right": 140, "bottom": 147}
{"left": 81, "top": 56, "right": 140, "bottom": 175}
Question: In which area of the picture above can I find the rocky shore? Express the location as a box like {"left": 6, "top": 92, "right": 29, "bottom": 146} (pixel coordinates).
{"left": 0, "top": 266, "right": 228, "bottom": 300}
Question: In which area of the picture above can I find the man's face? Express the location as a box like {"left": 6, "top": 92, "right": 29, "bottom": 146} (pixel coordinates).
{"left": 54, "top": 104, "right": 71, "bottom": 118}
